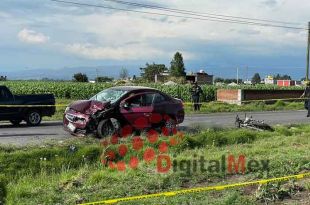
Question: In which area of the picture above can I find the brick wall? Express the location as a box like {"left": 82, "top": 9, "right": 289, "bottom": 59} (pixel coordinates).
{"left": 217, "top": 89, "right": 304, "bottom": 104}
{"left": 217, "top": 89, "right": 241, "bottom": 104}
{"left": 243, "top": 89, "right": 303, "bottom": 101}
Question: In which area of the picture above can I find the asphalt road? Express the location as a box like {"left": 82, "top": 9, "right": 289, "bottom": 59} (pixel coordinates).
{"left": 0, "top": 110, "right": 309, "bottom": 146}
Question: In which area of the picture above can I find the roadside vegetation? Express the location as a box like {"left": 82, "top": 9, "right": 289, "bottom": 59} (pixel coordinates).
{"left": 0, "top": 124, "right": 309, "bottom": 204}
{"left": 184, "top": 100, "right": 304, "bottom": 114}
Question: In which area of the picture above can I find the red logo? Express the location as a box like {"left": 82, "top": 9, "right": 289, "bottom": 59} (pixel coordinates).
{"left": 100, "top": 113, "right": 184, "bottom": 172}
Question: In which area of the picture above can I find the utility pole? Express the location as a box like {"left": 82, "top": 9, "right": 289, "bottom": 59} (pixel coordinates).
{"left": 246, "top": 66, "right": 249, "bottom": 82}
{"left": 96, "top": 68, "right": 99, "bottom": 79}
{"left": 236, "top": 67, "right": 239, "bottom": 84}
{"left": 306, "top": 22, "right": 310, "bottom": 81}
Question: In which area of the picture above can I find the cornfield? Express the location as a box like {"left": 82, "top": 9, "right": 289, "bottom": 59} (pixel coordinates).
{"left": 0, "top": 81, "right": 303, "bottom": 102}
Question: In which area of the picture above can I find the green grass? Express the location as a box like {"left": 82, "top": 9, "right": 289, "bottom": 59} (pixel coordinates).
{"left": 1, "top": 124, "right": 309, "bottom": 204}
{"left": 184, "top": 101, "right": 304, "bottom": 114}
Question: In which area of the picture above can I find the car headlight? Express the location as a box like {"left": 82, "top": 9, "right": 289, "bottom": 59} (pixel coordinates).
{"left": 65, "top": 107, "right": 70, "bottom": 113}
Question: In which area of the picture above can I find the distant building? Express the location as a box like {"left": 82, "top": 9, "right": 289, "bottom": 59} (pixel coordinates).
{"left": 295, "top": 81, "right": 302, "bottom": 86}
{"left": 277, "top": 80, "right": 296, "bottom": 87}
{"left": 264, "top": 75, "right": 276, "bottom": 85}
{"left": 244, "top": 80, "right": 252, "bottom": 85}
{"left": 154, "top": 71, "right": 170, "bottom": 83}
{"left": 186, "top": 70, "right": 213, "bottom": 85}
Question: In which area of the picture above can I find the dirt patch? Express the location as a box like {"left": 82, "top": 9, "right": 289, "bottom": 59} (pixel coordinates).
{"left": 256, "top": 178, "right": 310, "bottom": 205}
{"left": 242, "top": 184, "right": 259, "bottom": 195}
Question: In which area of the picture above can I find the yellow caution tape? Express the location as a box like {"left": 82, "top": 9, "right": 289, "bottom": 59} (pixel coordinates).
{"left": 183, "top": 97, "right": 309, "bottom": 105}
{"left": 80, "top": 172, "right": 310, "bottom": 205}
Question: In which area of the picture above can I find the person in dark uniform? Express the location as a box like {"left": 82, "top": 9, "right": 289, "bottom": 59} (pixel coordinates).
{"left": 190, "top": 82, "right": 203, "bottom": 111}
{"left": 301, "top": 82, "right": 310, "bottom": 117}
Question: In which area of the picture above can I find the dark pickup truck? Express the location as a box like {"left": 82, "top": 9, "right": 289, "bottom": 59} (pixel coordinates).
{"left": 0, "top": 85, "right": 55, "bottom": 126}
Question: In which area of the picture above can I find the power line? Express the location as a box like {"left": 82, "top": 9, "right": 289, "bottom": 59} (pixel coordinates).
{"left": 103, "top": 0, "right": 301, "bottom": 26}
{"left": 49, "top": 0, "right": 308, "bottom": 30}
{"left": 51, "top": 0, "right": 307, "bottom": 30}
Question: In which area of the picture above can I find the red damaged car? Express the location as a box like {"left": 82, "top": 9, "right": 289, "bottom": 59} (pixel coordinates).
{"left": 63, "top": 86, "right": 184, "bottom": 138}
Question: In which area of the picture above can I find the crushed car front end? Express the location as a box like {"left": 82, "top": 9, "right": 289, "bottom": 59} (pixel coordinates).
{"left": 63, "top": 100, "right": 109, "bottom": 136}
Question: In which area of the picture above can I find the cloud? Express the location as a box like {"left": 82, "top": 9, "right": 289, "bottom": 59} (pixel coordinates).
{"left": 17, "top": 28, "right": 50, "bottom": 44}
{"left": 65, "top": 43, "right": 166, "bottom": 60}
{"left": 2, "top": 0, "right": 309, "bottom": 77}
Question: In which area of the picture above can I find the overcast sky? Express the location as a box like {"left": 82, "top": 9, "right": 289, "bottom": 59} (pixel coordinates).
{"left": 1, "top": 0, "right": 310, "bottom": 79}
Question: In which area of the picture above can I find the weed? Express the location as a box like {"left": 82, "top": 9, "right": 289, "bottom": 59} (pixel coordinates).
{"left": 255, "top": 181, "right": 304, "bottom": 203}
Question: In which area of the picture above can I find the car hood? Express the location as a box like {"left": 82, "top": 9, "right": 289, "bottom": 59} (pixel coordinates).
{"left": 69, "top": 100, "right": 109, "bottom": 114}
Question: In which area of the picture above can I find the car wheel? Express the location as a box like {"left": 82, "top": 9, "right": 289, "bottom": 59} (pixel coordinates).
{"left": 10, "top": 120, "right": 22, "bottom": 126}
{"left": 26, "top": 110, "right": 42, "bottom": 126}
{"left": 163, "top": 117, "right": 177, "bottom": 135}
{"left": 97, "top": 119, "right": 116, "bottom": 138}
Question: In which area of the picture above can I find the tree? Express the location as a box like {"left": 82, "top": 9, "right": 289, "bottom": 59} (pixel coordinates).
{"left": 119, "top": 68, "right": 129, "bottom": 79}
{"left": 41, "top": 78, "right": 53, "bottom": 81}
{"left": 140, "top": 63, "right": 167, "bottom": 82}
{"left": 224, "top": 78, "right": 242, "bottom": 84}
{"left": 215, "top": 78, "right": 242, "bottom": 84}
{"left": 274, "top": 74, "right": 291, "bottom": 80}
{"left": 95, "top": 76, "right": 114, "bottom": 83}
{"left": 214, "top": 77, "right": 225, "bottom": 83}
{"left": 0, "top": 76, "right": 7, "bottom": 81}
{"left": 170, "top": 52, "right": 186, "bottom": 77}
{"left": 251, "top": 73, "right": 261, "bottom": 84}
{"left": 73, "top": 73, "right": 88, "bottom": 82}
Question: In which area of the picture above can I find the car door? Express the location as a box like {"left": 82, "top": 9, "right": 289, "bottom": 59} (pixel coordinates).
{"left": 153, "top": 93, "right": 168, "bottom": 114}
{"left": 120, "top": 92, "right": 155, "bottom": 129}
{"left": 0, "top": 87, "right": 16, "bottom": 119}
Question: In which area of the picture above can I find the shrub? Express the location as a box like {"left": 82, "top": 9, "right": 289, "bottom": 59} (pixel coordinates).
{"left": 73, "top": 73, "right": 88, "bottom": 82}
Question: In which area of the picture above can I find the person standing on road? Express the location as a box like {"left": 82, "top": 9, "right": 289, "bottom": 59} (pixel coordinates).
{"left": 301, "top": 82, "right": 310, "bottom": 117}
{"left": 190, "top": 82, "right": 203, "bottom": 111}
